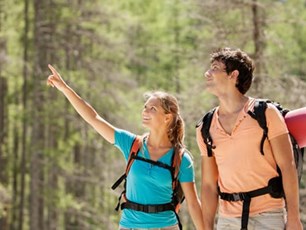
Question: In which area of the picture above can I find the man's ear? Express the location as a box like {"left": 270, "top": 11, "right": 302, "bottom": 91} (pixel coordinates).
{"left": 229, "top": 70, "right": 239, "bottom": 80}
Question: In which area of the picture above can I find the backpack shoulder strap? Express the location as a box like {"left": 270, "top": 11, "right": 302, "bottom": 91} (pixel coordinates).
{"left": 111, "top": 135, "right": 142, "bottom": 211}
{"left": 171, "top": 147, "right": 184, "bottom": 185}
{"left": 111, "top": 135, "right": 142, "bottom": 190}
{"left": 247, "top": 99, "right": 268, "bottom": 155}
{"left": 171, "top": 147, "right": 185, "bottom": 214}
{"left": 198, "top": 108, "right": 217, "bottom": 157}
{"left": 126, "top": 136, "right": 142, "bottom": 174}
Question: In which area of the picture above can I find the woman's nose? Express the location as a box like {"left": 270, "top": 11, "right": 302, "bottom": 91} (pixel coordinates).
{"left": 142, "top": 108, "right": 148, "bottom": 114}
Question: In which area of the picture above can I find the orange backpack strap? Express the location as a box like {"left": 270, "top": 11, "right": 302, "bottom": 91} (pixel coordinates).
{"left": 125, "top": 136, "right": 142, "bottom": 174}
{"left": 111, "top": 135, "right": 142, "bottom": 211}
{"left": 111, "top": 135, "right": 142, "bottom": 191}
{"left": 171, "top": 147, "right": 184, "bottom": 188}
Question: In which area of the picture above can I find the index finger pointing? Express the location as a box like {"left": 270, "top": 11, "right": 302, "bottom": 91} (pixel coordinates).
{"left": 48, "top": 64, "right": 58, "bottom": 75}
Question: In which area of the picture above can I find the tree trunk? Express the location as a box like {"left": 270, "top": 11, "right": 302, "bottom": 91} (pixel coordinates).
{"left": 0, "top": 0, "right": 9, "bottom": 226}
{"left": 0, "top": 67, "right": 7, "bottom": 184}
{"left": 65, "top": 142, "right": 82, "bottom": 230}
{"left": 252, "top": 0, "right": 266, "bottom": 94}
{"left": 11, "top": 75, "right": 20, "bottom": 230}
{"left": 0, "top": 76, "right": 8, "bottom": 230}
{"left": 18, "top": 0, "right": 30, "bottom": 228}
{"left": 173, "top": 0, "right": 181, "bottom": 94}
{"left": 30, "top": 0, "right": 50, "bottom": 229}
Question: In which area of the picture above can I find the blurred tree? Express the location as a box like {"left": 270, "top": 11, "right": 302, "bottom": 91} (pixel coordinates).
{"left": 1, "top": 0, "right": 305, "bottom": 229}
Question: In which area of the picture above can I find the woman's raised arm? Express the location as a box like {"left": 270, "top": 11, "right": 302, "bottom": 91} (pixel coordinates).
{"left": 47, "top": 64, "right": 115, "bottom": 144}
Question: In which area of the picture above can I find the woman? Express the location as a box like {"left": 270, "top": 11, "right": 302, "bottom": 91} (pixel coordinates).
{"left": 47, "top": 64, "right": 205, "bottom": 230}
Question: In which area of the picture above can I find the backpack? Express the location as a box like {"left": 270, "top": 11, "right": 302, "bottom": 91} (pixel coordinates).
{"left": 111, "top": 135, "right": 185, "bottom": 230}
{"left": 197, "top": 99, "right": 304, "bottom": 230}
{"left": 248, "top": 100, "right": 304, "bottom": 183}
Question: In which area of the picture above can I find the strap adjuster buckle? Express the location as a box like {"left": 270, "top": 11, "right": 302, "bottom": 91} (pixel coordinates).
{"left": 146, "top": 205, "right": 157, "bottom": 213}
{"left": 232, "top": 193, "right": 245, "bottom": 201}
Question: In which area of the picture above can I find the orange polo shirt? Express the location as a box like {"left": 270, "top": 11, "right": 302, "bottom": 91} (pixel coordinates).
{"left": 196, "top": 98, "right": 288, "bottom": 217}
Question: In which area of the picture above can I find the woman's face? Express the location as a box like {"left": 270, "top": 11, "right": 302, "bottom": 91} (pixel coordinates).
{"left": 142, "top": 96, "right": 170, "bottom": 129}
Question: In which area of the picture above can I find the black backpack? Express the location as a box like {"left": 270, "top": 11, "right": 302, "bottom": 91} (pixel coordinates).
{"left": 197, "top": 99, "right": 304, "bottom": 230}
{"left": 111, "top": 136, "right": 185, "bottom": 230}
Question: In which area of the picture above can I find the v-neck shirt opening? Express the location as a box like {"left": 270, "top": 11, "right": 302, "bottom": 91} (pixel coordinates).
{"left": 142, "top": 138, "right": 174, "bottom": 162}
{"left": 215, "top": 97, "right": 254, "bottom": 136}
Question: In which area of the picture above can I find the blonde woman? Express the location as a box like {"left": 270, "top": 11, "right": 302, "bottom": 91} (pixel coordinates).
{"left": 47, "top": 65, "right": 205, "bottom": 230}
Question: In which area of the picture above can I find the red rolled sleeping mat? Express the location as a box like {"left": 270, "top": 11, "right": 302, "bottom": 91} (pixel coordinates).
{"left": 285, "top": 107, "right": 306, "bottom": 148}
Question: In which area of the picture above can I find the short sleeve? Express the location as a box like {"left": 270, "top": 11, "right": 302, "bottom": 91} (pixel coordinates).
{"left": 178, "top": 152, "right": 194, "bottom": 182}
{"left": 196, "top": 124, "right": 209, "bottom": 157}
{"left": 266, "top": 104, "right": 289, "bottom": 140}
{"left": 114, "top": 129, "right": 136, "bottom": 161}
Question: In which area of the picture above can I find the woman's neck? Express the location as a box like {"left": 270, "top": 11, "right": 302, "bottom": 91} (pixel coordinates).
{"left": 146, "top": 132, "right": 172, "bottom": 149}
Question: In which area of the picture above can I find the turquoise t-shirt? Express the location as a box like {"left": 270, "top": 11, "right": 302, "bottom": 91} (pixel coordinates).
{"left": 114, "top": 129, "right": 195, "bottom": 228}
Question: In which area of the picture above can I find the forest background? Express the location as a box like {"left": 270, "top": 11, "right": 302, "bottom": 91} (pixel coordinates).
{"left": 0, "top": 0, "right": 305, "bottom": 229}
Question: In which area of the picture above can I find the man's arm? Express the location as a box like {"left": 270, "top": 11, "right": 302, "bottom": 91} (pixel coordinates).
{"left": 270, "top": 133, "right": 303, "bottom": 230}
{"left": 201, "top": 155, "right": 219, "bottom": 230}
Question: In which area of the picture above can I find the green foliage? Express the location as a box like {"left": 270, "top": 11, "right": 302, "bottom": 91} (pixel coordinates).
{"left": 265, "top": 0, "right": 306, "bottom": 79}
{"left": 1, "top": 0, "right": 306, "bottom": 229}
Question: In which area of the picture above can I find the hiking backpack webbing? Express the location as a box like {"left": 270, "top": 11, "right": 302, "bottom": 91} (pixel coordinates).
{"left": 248, "top": 100, "right": 304, "bottom": 183}
{"left": 197, "top": 107, "right": 217, "bottom": 157}
{"left": 198, "top": 107, "right": 280, "bottom": 230}
{"left": 198, "top": 100, "right": 291, "bottom": 230}
{"left": 111, "top": 136, "right": 184, "bottom": 230}
{"left": 242, "top": 99, "right": 304, "bottom": 229}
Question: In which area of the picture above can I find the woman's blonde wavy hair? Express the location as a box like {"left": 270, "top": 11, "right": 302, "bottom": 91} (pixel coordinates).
{"left": 144, "top": 91, "right": 185, "bottom": 151}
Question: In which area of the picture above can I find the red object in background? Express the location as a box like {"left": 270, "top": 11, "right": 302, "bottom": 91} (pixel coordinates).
{"left": 285, "top": 107, "right": 306, "bottom": 148}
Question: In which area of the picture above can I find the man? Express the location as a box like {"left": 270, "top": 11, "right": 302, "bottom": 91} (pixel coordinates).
{"left": 196, "top": 48, "right": 303, "bottom": 230}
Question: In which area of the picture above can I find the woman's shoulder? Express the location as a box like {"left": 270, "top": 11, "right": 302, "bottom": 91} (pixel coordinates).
{"left": 178, "top": 149, "right": 195, "bottom": 180}
{"left": 114, "top": 129, "right": 137, "bottom": 149}
{"left": 180, "top": 149, "right": 193, "bottom": 166}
